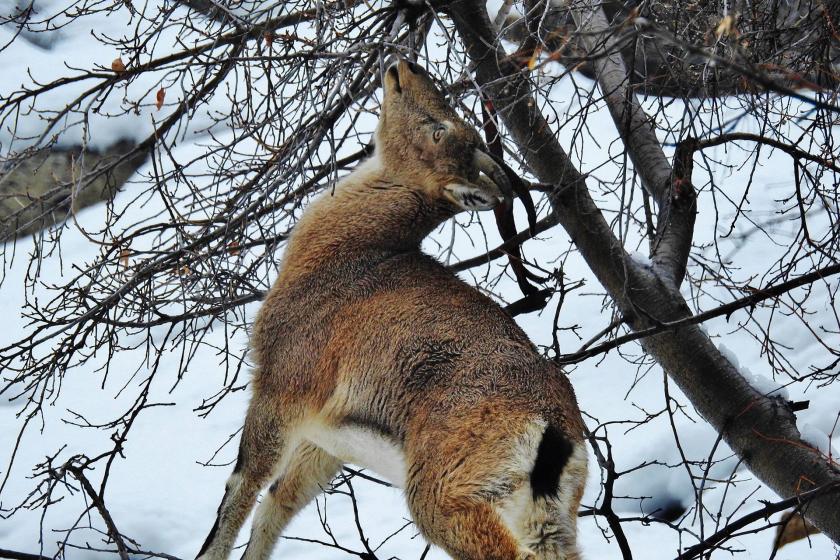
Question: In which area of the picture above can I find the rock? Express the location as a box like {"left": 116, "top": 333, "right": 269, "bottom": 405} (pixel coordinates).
{"left": 0, "top": 140, "right": 147, "bottom": 241}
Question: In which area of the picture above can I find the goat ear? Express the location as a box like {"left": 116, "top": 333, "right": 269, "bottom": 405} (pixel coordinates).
{"left": 443, "top": 183, "right": 499, "bottom": 211}
{"left": 384, "top": 64, "right": 402, "bottom": 96}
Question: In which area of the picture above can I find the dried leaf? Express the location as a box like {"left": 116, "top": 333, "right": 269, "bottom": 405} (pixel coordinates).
{"left": 775, "top": 510, "right": 820, "bottom": 549}
{"left": 119, "top": 248, "right": 130, "bottom": 267}
{"left": 527, "top": 47, "right": 542, "bottom": 71}
{"left": 715, "top": 14, "right": 736, "bottom": 39}
{"left": 111, "top": 57, "right": 126, "bottom": 73}
{"left": 155, "top": 87, "right": 165, "bottom": 111}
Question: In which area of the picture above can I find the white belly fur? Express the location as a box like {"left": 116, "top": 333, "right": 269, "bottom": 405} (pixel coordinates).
{"left": 304, "top": 424, "right": 407, "bottom": 488}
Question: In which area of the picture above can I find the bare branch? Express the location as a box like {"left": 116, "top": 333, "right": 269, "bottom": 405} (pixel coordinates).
{"left": 557, "top": 262, "right": 840, "bottom": 365}
{"left": 567, "top": 0, "right": 695, "bottom": 286}
{"left": 676, "top": 483, "right": 840, "bottom": 560}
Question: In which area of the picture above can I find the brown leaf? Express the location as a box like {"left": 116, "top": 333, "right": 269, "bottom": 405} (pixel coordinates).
{"left": 119, "top": 248, "right": 130, "bottom": 268}
{"left": 111, "top": 57, "right": 126, "bottom": 74}
{"left": 526, "top": 47, "right": 542, "bottom": 71}
{"left": 155, "top": 87, "right": 165, "bottom": 111}
{"left": 775, "top": 510, "right": 820, "bottom": 549}
{"left": 715, "top": 14, "right": 736, "bottom": 39}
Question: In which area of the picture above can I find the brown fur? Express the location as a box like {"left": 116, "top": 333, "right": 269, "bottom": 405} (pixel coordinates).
{"left": 195, "top": 60, "right": 587, "bottom": 560}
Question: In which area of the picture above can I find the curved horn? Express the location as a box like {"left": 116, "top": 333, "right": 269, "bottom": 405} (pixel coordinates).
{"left": 473, "top": 149, "right": 513, "bottom": 201}
{"left": 485, "top": 151, "right": 538, "bottom": 236}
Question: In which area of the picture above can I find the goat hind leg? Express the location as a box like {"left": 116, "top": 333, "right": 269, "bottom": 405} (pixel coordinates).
{"left": 196, "top": 411, "right": 287, "bottom": 560}
{"left": 408, "top": 483, "right": 534, "bottom": 560}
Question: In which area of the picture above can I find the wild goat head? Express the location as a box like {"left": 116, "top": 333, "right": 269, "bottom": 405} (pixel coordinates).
{"left": 375, "top": 59, "right": 515, "bottom": 212}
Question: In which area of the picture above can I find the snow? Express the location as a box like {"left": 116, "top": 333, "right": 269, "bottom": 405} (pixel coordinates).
{"left": 800, "top": 423, "right": 838, "bottom": 462}
{"left": 629, "top": 250, "right": 652, "bottom": 268}
{"left": 0, "top": 0, "right": 232, "bottom": 151}
{"left": 718, "top": 342, "right": 741, "bottom": 370}
{"left": 1, "top": 2, "right": 839, "bottom": 560}
{"left": 748, "top": 371, "right": 790, "bottom": 400}
{"left": 719, "top": 345, "right": 790, "bottom": 399}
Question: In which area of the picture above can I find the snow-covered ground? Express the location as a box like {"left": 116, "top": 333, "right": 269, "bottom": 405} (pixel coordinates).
{"left": 1, "top": 1, "right": 839, "bottom": 559}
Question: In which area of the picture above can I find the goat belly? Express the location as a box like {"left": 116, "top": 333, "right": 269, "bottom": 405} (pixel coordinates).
{"left": 303, "top": 423, "right": 407, "bottom": 488}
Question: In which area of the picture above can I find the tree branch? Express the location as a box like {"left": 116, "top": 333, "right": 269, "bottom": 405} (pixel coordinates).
{"left": 567, "top": 2, "right": 671, "bottom": 202}
{"left": 567, "top": 0, "right": 696, "bottom": 287}
{"left": 556, "top": 262, "right": 840, "bottom": 365}
{"left": 636, "top": 20, "right": 840, "bottom": 116}
{"left": 675, "top": 483, "right": 840, "bottom": 560}
{"left": 695, "top": 132, "right": 840, "bottom": 174}
{"left": 448, "top": 215, "right": 559, "bottom": 273}
{"left": 66, "top": 465, "right": 130, "bottom": 560}
{"left": 0, "top": 550, "right": 49, "bottom": 560}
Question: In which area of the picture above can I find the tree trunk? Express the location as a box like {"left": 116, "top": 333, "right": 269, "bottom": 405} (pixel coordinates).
{"left": 448, "top": 0, "right": 840, "bottom": 543}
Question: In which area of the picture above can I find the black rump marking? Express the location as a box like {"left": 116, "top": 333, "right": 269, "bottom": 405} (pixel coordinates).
{"left": 530, "top": 425, "right": 574, "bottom": 499}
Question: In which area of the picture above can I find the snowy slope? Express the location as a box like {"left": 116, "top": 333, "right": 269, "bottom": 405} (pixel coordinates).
{"left": 2, "top": 117, "right": 837, "bottom": 559}
{"left": 2, "top": 2, "right": 839, "bottom": 560}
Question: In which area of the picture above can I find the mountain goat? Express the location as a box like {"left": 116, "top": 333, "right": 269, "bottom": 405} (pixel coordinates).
{"left": 196, "top": 59, "right": 587, "bottom": 560}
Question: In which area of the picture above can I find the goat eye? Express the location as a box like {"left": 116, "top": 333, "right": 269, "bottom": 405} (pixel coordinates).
{"left": 432, "top": 126, "right": 446, "bottom": 143}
